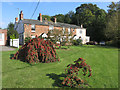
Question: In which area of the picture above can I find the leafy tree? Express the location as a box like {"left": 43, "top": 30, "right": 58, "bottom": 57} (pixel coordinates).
{"left": 64, "top": 14, "right": 71, "bottom": 24}
{"left": 51, "top": 14, "right": 65, "bottom": 23}
{"left": 48, "top": 28, "right": 73, "bottom": 48}
{"left": 75, "top": 3, "right": 107, "bottom": 42}
{"left": 7, "top": 22, "right": 19, "bottom": 45}
{"left": 42, "top": 15, "right": 51, "bottom": 21}
{"left": 76, "top": 3, "right": 99, "bottom": 27}
{"left": 104, "top": 2, "right": 120, "bottom": 47}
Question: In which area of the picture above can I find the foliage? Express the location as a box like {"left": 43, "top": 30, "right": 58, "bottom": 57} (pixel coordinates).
{"left": 51, "top": 14, "right": 65, "bottom": 23}
{"left": 7, "top": 22, "right": 19, "bottom": 45}
{"left": 42, "top": 15, "right": 52, "bottom": 21}
{"left": 7, "top": 22, "right": 19, "bottom": 39}
{"left": 72, "top": 39, "right": 82, "bottom": 46}
{"left": 11, "top": 37, "right": 59, "bottom": 64}
{"left": 47, "top": 29, "right": 73, "bottom": 48}
{"left": 62, "top": 58, "right": 92, "bottom": 88}
{"left": 104, "top": 2, "right": 120, "bottom": 47}
{"left": 24, "top": 37, "right": 31, "bottom": 43}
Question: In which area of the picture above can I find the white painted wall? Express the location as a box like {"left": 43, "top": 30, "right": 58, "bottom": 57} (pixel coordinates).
{"left": 86, "top": 36, "right": 90, "bottom": 43}
{"left": 75, "top": 28, "right": 87, "bottom": 44}
{"left": 0, "top": 33, "right": 4, "bottom": 45}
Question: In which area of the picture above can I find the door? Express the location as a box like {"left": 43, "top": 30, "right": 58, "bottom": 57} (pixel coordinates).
{"left": 0, "top": 33, "right": 5, "bottom": 45}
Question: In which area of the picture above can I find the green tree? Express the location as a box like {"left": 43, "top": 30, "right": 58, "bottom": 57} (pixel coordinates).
{"left": 75, "top": 3, "right": 107, "bottom": 42}
{"left": 51, "top": 14, "right": 65, "bottom": 23}
{"left": 104, "top": 2, "right": 120, "bottom": 47}
{"left": 7, "top": 22, "right": 19, "bottom": 45}
{"left": 42, "top": 15, "right": 51, "bottom": 21}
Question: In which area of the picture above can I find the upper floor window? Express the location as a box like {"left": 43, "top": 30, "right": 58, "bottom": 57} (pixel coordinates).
{"left": 31, "top": 24, "right": 35, "bottom": 32}
{"left": 49, "top": 25, "right": 54, "bottom": 30}
{"left": 73, "top": 29, "right": 75, "bottom": 32}
{"left": 0, "top": 33, "right": 2, "bottom": 39}
{"left": 68, "top": 28, "right": 71, "bottom": 34}
{"left": 63, "top": 27, "right": 65, "bottom": 34}
{"left": 80, "top": 30, "right": 82, "bottom": 34}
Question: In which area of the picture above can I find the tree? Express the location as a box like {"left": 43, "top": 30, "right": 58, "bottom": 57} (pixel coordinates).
{"left": 7, "top": 22, "right": 19, "bottom": 45}
{"left": 47, "top": 28, "right": 73, "bottom": 48}
{"left": 76, "top": 3, "right": 99, "bottom": 27}
{"left": 51, "top": 14, "right": 65, "bottom": 23}
{"left": 75, "top": 3, "right": 107, "bottom": 42}
{"left": 42, "top": 15, "right": 51, "bottom": 21}
{"left": 104, "top": 2, "right": 120, "bottom": 47}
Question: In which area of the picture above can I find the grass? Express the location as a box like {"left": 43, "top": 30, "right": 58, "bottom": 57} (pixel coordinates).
{"left": 2, "top": 45, "right": 119, "bottom": 88}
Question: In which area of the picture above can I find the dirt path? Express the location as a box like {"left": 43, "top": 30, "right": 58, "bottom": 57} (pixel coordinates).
{"left": 0, "top": 46, "right": 15, "bottom": 51}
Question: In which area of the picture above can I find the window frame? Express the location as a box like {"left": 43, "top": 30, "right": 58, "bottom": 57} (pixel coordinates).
{"left": 31, "top": 24, "right": 35, "bottom": 32}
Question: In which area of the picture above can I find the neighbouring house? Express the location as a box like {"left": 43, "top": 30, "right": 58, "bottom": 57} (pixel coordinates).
{"left": 0, "top": 29, "right": 7, "bottom": 45}
{"left": 14, "top": 11, "right": 90, "bottom": 45}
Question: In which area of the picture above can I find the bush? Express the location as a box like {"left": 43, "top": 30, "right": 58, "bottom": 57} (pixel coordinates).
{"left": 24, "top": 37, "right": 31, "bottom": 43}
{"left": 11, "top": 37, "right": 59, "bottom": 64}
{"left": 72, "top": 39, "right": 82, "bottom": 46}
{"left": 62, "top": 58, "right": 92, "bottom": 88}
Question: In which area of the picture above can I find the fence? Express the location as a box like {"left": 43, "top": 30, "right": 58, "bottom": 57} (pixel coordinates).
{"left": 10, "top": 39, "right": 19, "bottom": 48}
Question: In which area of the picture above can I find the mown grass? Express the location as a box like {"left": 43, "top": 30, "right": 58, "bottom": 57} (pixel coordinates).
{"left": 2, "top": 45, "right": 118, "bottom": 88}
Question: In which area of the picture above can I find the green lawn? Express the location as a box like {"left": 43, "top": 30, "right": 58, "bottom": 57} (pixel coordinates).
{"left": 2, "top": 45, "right": 118, "bottom": 88}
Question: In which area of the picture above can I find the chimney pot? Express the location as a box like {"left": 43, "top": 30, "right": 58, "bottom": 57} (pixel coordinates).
{"left": 15, "top": 17, "right": 18, "bottom": 23}
{"left": 38, "top": 13, "right": 42, "bottom": 22}
{"left": 19, "top": 10, "right": 23, "bottom": 20}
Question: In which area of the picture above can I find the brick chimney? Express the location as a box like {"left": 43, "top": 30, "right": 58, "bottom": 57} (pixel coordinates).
{"left": 38, "top": 13, "right": 42, "bottom": 22}
{"left": 19, "top": 11, "right": 23, "bottom": 20}
{"left": 54, "top": 16, "right": 57, "bottom": 24}
{"left": 15, "top": 17, "right": 18, "bottom": 23}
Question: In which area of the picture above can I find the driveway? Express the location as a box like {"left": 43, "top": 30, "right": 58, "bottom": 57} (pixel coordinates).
{"left": 0, "top": 46, "right": 15, "bottom": 51}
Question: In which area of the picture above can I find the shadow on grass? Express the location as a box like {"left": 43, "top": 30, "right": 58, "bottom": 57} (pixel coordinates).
{"left": 10, "top": 54, "right": 14, "bottom": 58}
{"left": 46, "top": 73, "right": 66, "bottom": 87}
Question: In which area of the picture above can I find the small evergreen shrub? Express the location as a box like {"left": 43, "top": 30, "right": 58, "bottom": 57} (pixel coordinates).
{"left": 62, "top": 58, "right": 92, "bottom": 88}
{"left": 72, "top": 39, "right": 82, "bottom": 46}
{"left": 11, "top": 37, "right": 59, "bottom": 64}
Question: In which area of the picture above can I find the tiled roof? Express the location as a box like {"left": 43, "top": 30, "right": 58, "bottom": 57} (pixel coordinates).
{"left": 22, "top": 19, "right": 82, "bottom": 29}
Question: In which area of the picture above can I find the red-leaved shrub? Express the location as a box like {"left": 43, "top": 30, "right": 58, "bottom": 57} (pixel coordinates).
{"left": 62, "top": 58, "right": 92, "bottom": 88}
{"left": 11, "top": 37, "right": 59, "bottom": 64}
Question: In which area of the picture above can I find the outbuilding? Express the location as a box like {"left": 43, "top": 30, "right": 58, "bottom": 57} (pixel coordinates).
{"left": 0, "top": 29, "right": 7, "bottom": 45}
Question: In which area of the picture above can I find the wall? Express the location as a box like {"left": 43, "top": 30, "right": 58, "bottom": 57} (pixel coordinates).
{"left": 24, "top": 24, "right": 49, "bottom": 38}
{"left": 0, "top": 29, "right": 7, "bottom": 45}
{"left": 14, "top": 20, "right": 24, "bottom": 44}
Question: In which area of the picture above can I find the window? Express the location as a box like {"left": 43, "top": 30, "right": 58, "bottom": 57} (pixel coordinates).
{"left": 49, "top": 25, "right": 54, "bottom": 30}
{"left": 73, "top": 29, "right": 75, "bottom": 32}
{"left": 0, "top": 33, "right": 2, "bottom": 39}
{"left": 68, "top": 28, "right": 71, "bottom": 34}
{"left": 63, "top": 27, "right": 65, "bottom": 34}
{"left": 80, "top": 30, "right": 82, "bottom": 34}
{"left": 31, "top": 35, "right": 35, "bottom": 39}
{"left": 31, "top": 24, "right": 35, "bottom": 32}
